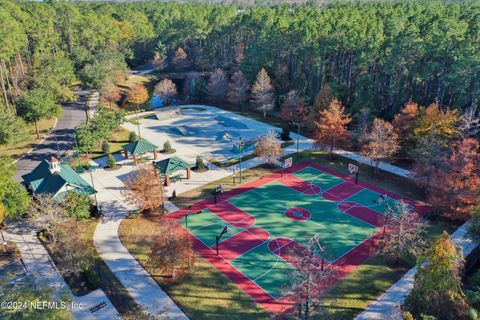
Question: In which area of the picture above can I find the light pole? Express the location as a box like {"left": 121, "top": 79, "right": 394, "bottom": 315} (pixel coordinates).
{"left": 238, "top": 137, "right": 244, "bottom": 183}
{"left": 310, "top": 236, "right": 325, "bottom": 271}
{"left": 136, "top": 103, "right": 142, "bottom": 138}
{"left": 290, "top": 122, "right": 301, "bottom": 160}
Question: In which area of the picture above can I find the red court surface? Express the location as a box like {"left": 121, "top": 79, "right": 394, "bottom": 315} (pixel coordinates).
{"left": 169, "top": 161, "right": 430, "bottom": 314}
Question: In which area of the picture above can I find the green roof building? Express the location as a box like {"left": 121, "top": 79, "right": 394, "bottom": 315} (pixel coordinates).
{"left": 154, "top": 156, "right": 191, "bottom": 186}
{"left": 22, "top": 157, "right": 96, "bottom": 201}
{"left": 122, "top": 139, "right": 158, "bottom": 163}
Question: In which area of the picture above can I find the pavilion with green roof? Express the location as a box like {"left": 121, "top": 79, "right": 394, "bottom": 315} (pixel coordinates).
{"left": 154, "top": 156, "right": 191, "bottom": 186}
{"left": 122, "top": 139, "right": 158, "bottom": 163}
{"left": 22, "top": 157, "right": 96, "bottom": 201}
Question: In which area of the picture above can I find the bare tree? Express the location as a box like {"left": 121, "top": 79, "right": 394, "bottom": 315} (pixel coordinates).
{"left": 206, "top": 68, "right": 228, "bottom": 102}
{"left": 154, "top": 78, "right": 177, "bottom": 101}
{"left": 378, "top": 201, "right": 427, "bottom": 265}
{"left": 151, "top": 52, "right": 166, "bottom": 71}
{"left": 254, "top": 130, "right": 283, "bottom": 164}
{"left": 351, "top": 107, "right": 372, "bottom": 147}
{"left": 171, "top": 47, "right": 189, "bottom": 70}
{"left": 361, "top": 118, "right": 400, "bottom": 173}
{"left": 280, "top": 90, "right": 306, "bottom": 123}
{"left": 27, "top": 194, "right": 69, "bottom": 246}
{"left": 251, "top": 68, "right": 274, "bottom": 118}
{"left": 288, "top": 237, "right": 338, "bottom": 320}
{"left": 227, "top": 70, "right": 249, "bottom": 106}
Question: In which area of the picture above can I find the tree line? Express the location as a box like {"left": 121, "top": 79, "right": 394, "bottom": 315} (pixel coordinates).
{"left": 1, "top": 1, "right": 480, "bottom": 125}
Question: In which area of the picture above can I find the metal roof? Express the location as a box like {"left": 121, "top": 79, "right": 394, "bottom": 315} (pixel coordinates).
{"left": 22, "top": 160, "right": 96, "bottom": 200}
{"left": 122, "top": 139, "right": 158, "bottom": 156}
{"left": 154, "top": 156, "right": 190, "bottom": 175}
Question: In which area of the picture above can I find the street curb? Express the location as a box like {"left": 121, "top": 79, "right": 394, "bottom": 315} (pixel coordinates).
{"left": 11, "top": 116, "right": 59, "bottom": 164}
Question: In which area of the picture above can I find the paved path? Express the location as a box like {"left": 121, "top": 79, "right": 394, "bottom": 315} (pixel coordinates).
{"left": 333, "top": 149, "right": 412, "bottom": 179}
{"left": 3, "top": 221, "right": 118, "bottom": 320}
{"left": 356, "top": 220, "right": 479, "bottom": 319}
{"left": 88, "top": 161, "right": 188, "bottom": 319}
{"left": 14, "top": 99, "right": 87, "bottom": 182}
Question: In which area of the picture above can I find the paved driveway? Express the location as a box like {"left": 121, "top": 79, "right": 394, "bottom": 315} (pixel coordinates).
{"left": 14, "top": 100, "right": 87, "bottom": 182}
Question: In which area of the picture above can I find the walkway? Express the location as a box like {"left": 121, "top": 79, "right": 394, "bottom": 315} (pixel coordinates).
{"left": 333, "top": 149, "right": 412, "bottom": 179}
{"left": 4, "top": 221, "right": 118, "bottom": 320}
{"left": 356, "top": 220, "right": 479, "bottom": 319}
{"left": 88, "top": 161, "right": 188, "bottom": 319}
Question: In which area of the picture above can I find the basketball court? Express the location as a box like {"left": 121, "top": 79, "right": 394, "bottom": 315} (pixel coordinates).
{"left": 168, "top": 161, "right": 428, "bottom": 313}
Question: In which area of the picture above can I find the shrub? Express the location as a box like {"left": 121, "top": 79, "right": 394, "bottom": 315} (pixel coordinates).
{"left": 196, "top": 156, "right": 205, "bottom": 169}
{"left": 280, "top": 127, "right": 290, "bottom": 141}
{"left": 129, "top": 131, "right": 138, "bottom": 142}
{"left": 85, "top": 268, "right": 101, "bottom": 289}
{"left": 163, "top": 141, "right": 172, "bottom": 152}
{"left": 107, "top": 154, "right": 116, "bottom": 169}
{"left": 101, "top": 140, "right": 110, "bottom": 153}
{"left": 469, "top": 208, "right": 480, "bottom": 240}
{"left": 63, "top": 192, "right": 93, "bottom": 220}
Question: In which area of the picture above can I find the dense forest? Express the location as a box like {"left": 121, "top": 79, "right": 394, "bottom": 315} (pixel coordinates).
{"left": 1, "top": 0, "right": 480, "bottom": 119}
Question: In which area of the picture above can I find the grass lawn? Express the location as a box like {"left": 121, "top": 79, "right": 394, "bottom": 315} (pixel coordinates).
{"left": 69, "top": 127, "right": 131, "bottom": 168}
{"left": 0, "top": 242, "right": 21, "bottom": 267}
{"left": 119, "top": 216, "right": 270, "bottom": 320}
{"left": 42, "top": 219, "right": 137, "bottom": 314}
{"left": 0, "top": 117, "right": 56, "bottom": 159}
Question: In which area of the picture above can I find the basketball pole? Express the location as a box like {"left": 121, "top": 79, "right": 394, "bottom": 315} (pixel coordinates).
{"left": 355, "top": 170, "right": 359, "bottom": 184}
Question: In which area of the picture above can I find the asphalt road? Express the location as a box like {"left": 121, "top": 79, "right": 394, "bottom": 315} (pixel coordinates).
{"left": 14, "top": 100, "right": 87, "bottom": 182}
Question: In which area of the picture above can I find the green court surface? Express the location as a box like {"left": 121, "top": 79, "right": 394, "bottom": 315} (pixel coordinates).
{"left": 230, "top": 241, "right": 296, "bottom": 300}
{"left": 292, "top": 166, "right": 344, "bottom": 191}
{"left": 181, "top": 209, "right": 243, "bottom": 247}
{"left": 183, "top": 166, "right": 411, "bottom": 301}
{"left": 228, "top": 182, "right": 377, "bottom": 262}
{"left": 344, "top": 188, "right": 411, "bottom": 215}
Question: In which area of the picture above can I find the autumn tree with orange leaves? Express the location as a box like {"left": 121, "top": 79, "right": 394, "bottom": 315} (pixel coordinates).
{"left": 149, "top": 219, "right": 195, "bottom": 281}
{"left": 100, "top": 80, "right": 121, "bottom": 109}
{"left": 122, "top": 166, "right": 166, "bottom": 214}
{"left": 413, "top": 103, "right": 461, "bottom": 145}
{"left": 427, "top": 138, "right": 480, "bottom": 219}
{"left": 392, "top": 102, "right": 419, "bottom": 155}
{"left": 313, "top": 99, "right": 351, "bottom": 155}
{"left": 362, "top": 119, "right": 400, "bottom": 173}
{"left": 126, "top": 84, "right": 149, "bottom": 136}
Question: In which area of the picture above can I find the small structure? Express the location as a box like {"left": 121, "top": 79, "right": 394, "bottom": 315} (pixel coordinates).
{"left": 154, "top": 156, "right": 191, "bottom": 186}
{"left": 22, "top": 157, "right": 96, "bottom": 201}
{"left": 122, "top": 139, "right": 158, "bottom": 164}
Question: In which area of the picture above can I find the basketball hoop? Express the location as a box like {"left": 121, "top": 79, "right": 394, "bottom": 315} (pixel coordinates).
{"left": 348, "top": 163, "right": 360, "bottom": 184}
{"left": 348, "top": 163, "right": 359, "bottom": 174}
{"left": 284, "top": 157, "right": 293, "bottom": 168}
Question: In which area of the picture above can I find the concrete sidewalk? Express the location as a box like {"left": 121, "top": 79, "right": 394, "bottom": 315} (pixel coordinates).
{"left": 87, "top": 161, "right": 188, "bottom": 319}
{"left": 4, "top": 221, "right": 118, "bottom": 320}
{"left": 356, "top": 220, "right": 479, "bottom": 319}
